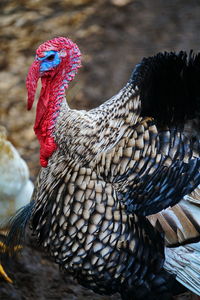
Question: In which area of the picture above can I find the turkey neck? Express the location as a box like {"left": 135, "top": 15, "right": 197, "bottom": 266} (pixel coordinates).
{"left": 34, "top": 74, "right": 69, "bottom": 167}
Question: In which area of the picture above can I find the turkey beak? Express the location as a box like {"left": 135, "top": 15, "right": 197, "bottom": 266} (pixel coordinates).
{"left": 26, "top": 59, "right": 40, "bottom": 110}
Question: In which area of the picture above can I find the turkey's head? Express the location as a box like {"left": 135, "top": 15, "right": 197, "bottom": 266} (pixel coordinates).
{"left": 26, "top": 37, "right": 81, "bottom": 111}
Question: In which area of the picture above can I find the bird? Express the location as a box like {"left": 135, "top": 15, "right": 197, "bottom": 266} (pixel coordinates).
{"left": 0, "top": 126, "right": 34, "bottom": 283}
{"left": 3, "top": 37, "right": 200, "bottom": 299}
{"left": 0, "top": 126, "right": 34, "bottom": 215}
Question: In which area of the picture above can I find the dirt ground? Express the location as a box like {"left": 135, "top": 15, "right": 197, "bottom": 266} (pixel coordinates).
{"left": 1, "top": 0, "right": 200, "bottom": 299}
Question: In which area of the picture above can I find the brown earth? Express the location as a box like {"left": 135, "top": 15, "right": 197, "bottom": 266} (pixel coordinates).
{"left": 1, "top": 0, "right": 200, "bottom": 299}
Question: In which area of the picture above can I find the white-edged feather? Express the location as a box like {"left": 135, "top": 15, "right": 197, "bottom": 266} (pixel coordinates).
{"left": 149, "top": 188, "right": 200, "bottom": 296}
{"left": 165, "top": 243, "right": 200, "bottom": 296}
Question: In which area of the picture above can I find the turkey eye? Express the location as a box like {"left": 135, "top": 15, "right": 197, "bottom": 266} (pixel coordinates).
{"left": 46, "top": 54, "right": 55, "bottom": 61}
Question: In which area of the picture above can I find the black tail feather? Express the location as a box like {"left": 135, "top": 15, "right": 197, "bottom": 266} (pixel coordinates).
{"left": 0, "top": 201, "right": 34, "bottom": 258}
{"left": 131, "top": 51, "right": 200, "bottom": 128}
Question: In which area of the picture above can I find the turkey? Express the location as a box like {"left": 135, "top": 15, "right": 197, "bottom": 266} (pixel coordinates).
{"left": 0, "top": 126, "right": 34, "bottom": 283}
{"left": 3, "top": 37, "right": 200, "bottom": 299}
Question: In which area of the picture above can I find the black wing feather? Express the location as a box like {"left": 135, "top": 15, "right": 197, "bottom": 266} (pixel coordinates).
{"left": 122, "top": 158, "right": 200, "bottom": 216}
{"left": 132, "top": 51, "right": 200, "bottom": 127}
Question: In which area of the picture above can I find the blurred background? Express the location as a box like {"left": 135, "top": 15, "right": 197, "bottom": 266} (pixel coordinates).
{"left": 1, "top": 0, "right": 200, "bottom": 299}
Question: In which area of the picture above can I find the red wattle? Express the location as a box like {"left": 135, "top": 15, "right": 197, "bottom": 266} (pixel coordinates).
{"left": 34, "top": 77, "right": 58, "bottom": 168}
{"left": 39, "top": 136, "right": 57, "bottom": 167}
{"left": 34, "top": 77, "right": 50, "bottom": 131}
{"left": 26, "top": 60, "right": 40, "bottom": 110}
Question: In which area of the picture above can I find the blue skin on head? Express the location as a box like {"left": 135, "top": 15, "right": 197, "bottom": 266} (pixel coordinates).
{"left": 38, "top": 50, "right": 61, "bottom": 72}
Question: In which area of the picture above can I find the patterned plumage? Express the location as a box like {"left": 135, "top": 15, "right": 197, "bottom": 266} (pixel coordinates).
{"left": 3, "top": 38, "right": 200, "bottom": 299}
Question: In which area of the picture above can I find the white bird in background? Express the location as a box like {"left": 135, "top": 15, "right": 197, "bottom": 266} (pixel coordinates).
{"left": 0, "top": 126, "right": 34, "bottom": 282}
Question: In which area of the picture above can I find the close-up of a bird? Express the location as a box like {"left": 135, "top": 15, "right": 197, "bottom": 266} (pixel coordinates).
{"left": 0, "top": 126, "right": 34, "bottom": 283}
{"left": 3, "top": 37, "right": 200, "bottom": 300}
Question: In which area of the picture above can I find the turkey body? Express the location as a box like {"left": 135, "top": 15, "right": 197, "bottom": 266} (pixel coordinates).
{"left": 30, "top": 81, "right": 200, "bottom": 298}
{"left": 5, "top": 39, "right": 200, "bottom": 300}
{"left": 32, "top": 115, "right": 167, "bottom": 298}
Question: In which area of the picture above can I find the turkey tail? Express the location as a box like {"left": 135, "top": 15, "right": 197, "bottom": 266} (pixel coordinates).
{"left": 148, "top": 187, "right": 200, "bottom": 296}
{"left": 147, "top": 187, "right": 200, "bottom": 247}
{"left": 0, "top": 201, "right": 34, "bottom": 257}
{"left": 132, "top": 51, "right": 200, "bottom": 129}
{"left": 164, "top": 243, "right": 200, "bottom": 296}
